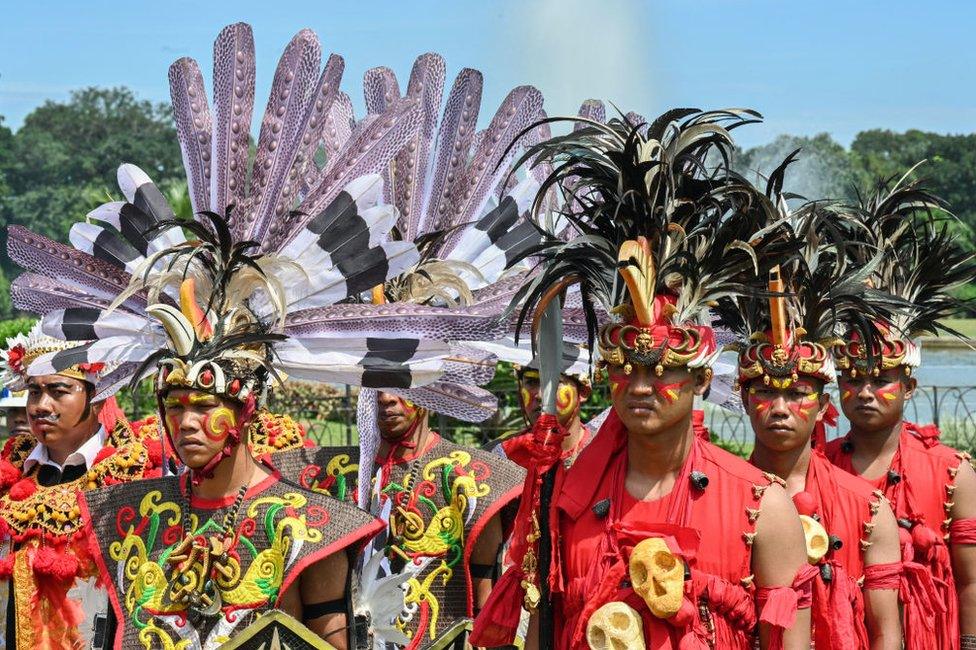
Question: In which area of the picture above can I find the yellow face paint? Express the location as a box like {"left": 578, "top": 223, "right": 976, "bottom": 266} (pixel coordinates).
{"left": 556, "top": 381, "right": 579, "bottom": 423}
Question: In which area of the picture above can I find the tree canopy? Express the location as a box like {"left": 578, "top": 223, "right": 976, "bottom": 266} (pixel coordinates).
{"left": 1, "top": 86, "right": 975, "bottom": 319}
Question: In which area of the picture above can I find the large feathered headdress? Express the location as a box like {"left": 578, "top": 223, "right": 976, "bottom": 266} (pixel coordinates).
{"left": 337, "top": 55, "right": 551, "bottom": 507}
{"left": 714, "top": 152, "right": 904, "bottom": 388}
{"left": 508, "top": 108, "right": 798, "bottom": 376}
{"left": 0, "top": 323, "right": 120, "bottom": 396}
{"left": 832, "top": 166, "right": 976, "bottom": 376}
{"left": 8, "top": 24, "right": 503, "bottom": 405}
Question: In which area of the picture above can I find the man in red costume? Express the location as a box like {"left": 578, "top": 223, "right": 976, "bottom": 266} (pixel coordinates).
{"left": 475, "top": 108, "right": 812, "bottom": 650}
{"left": 717, "top": 186, "right": 905, "bottom": 647}
{"left": 822, "top": 175, "right": 976, "bottom": 650}
{"left": 826, "top": 333, "right": 976, "bottom": 648}
{"left": 489, "top": 348, "right": 596, "bottom": 470}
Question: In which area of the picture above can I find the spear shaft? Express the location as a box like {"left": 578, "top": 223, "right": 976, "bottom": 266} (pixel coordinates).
{"left": 535, "top": 298, "right": 563, "bottom": 649}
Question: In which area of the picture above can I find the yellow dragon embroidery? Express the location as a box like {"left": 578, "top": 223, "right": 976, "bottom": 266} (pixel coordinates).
{"left": 384, "top": 450, "right": 491, "bottom": 642}
{"left": 110, "top": 488, "right": 324, "bottom": 648}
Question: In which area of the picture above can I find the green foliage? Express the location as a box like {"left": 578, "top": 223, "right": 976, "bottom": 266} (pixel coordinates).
{"left": 0, "top": 317, "right": 34, "bottom": 342}
{"left": 0, "top": 87, "right": 184, "bottom": 319}
{"left": 736, "top": 130, "right": 976, "bottom": 303}
{"left": 5, "top": 87, "right": 182, "bottom": 190}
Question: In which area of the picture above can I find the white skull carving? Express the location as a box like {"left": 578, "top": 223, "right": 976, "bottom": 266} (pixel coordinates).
{"left": 629, "top": 537, "right": 685, "bottom": 619}
{"left": 799, "top": 514, "right": 829, "bottom": 564}
{"left": 586, "top": 601, "right": 646, "bottom": 650}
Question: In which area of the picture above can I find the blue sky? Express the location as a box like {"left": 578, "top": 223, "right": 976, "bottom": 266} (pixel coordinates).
{"left": 2, "top": 1, "right": 973, "bottom": 149}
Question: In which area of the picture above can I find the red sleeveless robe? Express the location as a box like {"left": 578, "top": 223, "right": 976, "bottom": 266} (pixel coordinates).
{"left": 777, "top": 450, "right": 893, "bottom": 649}
{"left": 550, "top": 410, "right": 800, "bottom": 649}
{"left": 826, "top": 421, "right": 973, "bottom": 650}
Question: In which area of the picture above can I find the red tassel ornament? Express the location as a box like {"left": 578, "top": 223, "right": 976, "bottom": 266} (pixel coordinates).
{"left": 32, "top": 546, "right": 80, "bottom": 581}
{"left": 8, "top": 478, "right": 36, "bottom": 501}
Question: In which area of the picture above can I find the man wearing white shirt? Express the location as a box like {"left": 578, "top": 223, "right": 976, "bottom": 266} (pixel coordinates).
{"left": 0, "top": 327, "right": 161, "bottom": 649}
{"left": 22, "top": 373, "right": 106, "bottom": 486}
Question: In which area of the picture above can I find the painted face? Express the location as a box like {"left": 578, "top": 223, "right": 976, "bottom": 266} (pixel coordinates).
{"left": 162, "top": 389, "right": 240, "bottom": 469}
{"left": 610, "top": 365, "right": 703, "bottom": 437}
{"left": 518, "top": 370, "right": 587, "bottom": 428}
{"left": 838, "top": 368, "right": 912, "bottom": 434}
{"left": 26, "top": 375, "right": 99, "bottom": 455}
{"left": 376, "top": 391, "right": 425, "bottom": 442}
{"left": 745, "top": 377, "right": 826, "bottom": 452}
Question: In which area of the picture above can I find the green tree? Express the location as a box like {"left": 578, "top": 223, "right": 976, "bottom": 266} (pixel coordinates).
{"left": 3, "top": 87, "right": 182, "bottom": 191}
{"left": 850, "top": 129, "right": 976, "bottom": 237}
{"left": 0, "top": 87, "right": 183, "bottom": 318}
{"left": 735, "top": 133, "right": 857, "bottom": 202}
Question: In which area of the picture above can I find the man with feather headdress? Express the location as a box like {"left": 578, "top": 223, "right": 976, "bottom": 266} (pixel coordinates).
{"left": 474, "top": 109, "right": 812, "bottom": 650}
{"left": 264, "top": 52, "right": 549, "bottom": 649}
{"left": 823, "top": 172, "right": 976, "bottom": 650}
{"left": 4, "top": 23, "right": 525, "bottom": 649}
{"left": 716, "top": 157, "right": 903, "bottom": 648}
{"left": 0, "top": 325, "right": 162, "bottom": 649}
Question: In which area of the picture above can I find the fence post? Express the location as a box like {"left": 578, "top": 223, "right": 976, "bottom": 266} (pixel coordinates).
{"left": 344, "top": 384, "right": 352, "bottom": 445}
{"left": 932, "top": 386, "right": 940, "bottom": 428}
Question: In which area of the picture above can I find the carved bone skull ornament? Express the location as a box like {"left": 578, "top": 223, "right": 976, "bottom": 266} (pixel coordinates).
{"left": 629, "top": 537, "right": 685, "bottom": 619}
{"left": 586, "top": 601, "right": 646, "bottom": 650}
{"left": 799, "top": 514, "right": 829, "bottom": 564}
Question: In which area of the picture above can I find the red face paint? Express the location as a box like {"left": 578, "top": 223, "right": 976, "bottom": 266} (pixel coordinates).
{"left": 607, "top": 367, "right": 630, "bottom": 399}
{"left": 787, "top": 393, "right": 820, "bottom": 422}
{"left": 650, "top": 378, "right": 689, "bottom": 405}
{"left": 747, "top": 387, "right": 773, "bottom": 413}
{"left": 874, "top": 381, "right": 900, "bottom": 403}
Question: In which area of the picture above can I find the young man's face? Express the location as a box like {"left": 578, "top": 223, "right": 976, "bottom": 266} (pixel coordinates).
{"left": 4, "top": 407, "right": 30, "bottom": 437}
{"left": 744, "top": 377, "right": 829, "bottom": 452}
{"left": 27, "top": 375, "right": 100, "bottom": 452}
{"left": 518, "top": 370, "right": 591, "bottom": 428}
{"left": 162, "top": 389, "right": 241, "bottom": 469}
{"left": 838, "top": 367, "right": 914, "bottom": 434}
{"left": 376, "top": 392, "right": 426, "bottom": 442}
{"left": 608, "top": 364, "right": 707, "bottom": 437}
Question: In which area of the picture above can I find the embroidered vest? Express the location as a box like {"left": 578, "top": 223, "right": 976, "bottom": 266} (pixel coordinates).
{"left": 373, "top": 437, "right": 524, "bottom": 649}
{"left": 0, "top": 418, "right": 162, "bottom": 649}
{"left": 268, "top": 437, "right": 525, "bottom": 648}
{"left": 268, "top": 445, "right": 361, "bottom": 504}
{"left": 81, "top": 474, "right": 382, "bottom": 650}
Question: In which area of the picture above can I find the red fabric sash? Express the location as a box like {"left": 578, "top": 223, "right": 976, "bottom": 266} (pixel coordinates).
{"left": 470, "top": 414, "right": 567, "bottom": 646}
{"left": 862, "top": 561, "right": 902, "bottom": 590}
{"left": 904, "top": 420, "right": 941, "bottom": 448}
{"left": 950, "top": 518, "right": 976, "bottom": 544}
{"left": 756, "top": 564, "right": 816, "bottom": 650}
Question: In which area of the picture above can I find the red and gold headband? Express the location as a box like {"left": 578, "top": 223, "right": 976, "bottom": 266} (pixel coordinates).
{"left": 832, "top": 322, "right": 919, "bottom": 378}
{"left": 597, "top": 237, "right": 718, "bottom": 376}
{"left": 731, "top": 267, "right": 837, "bottom": 388}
